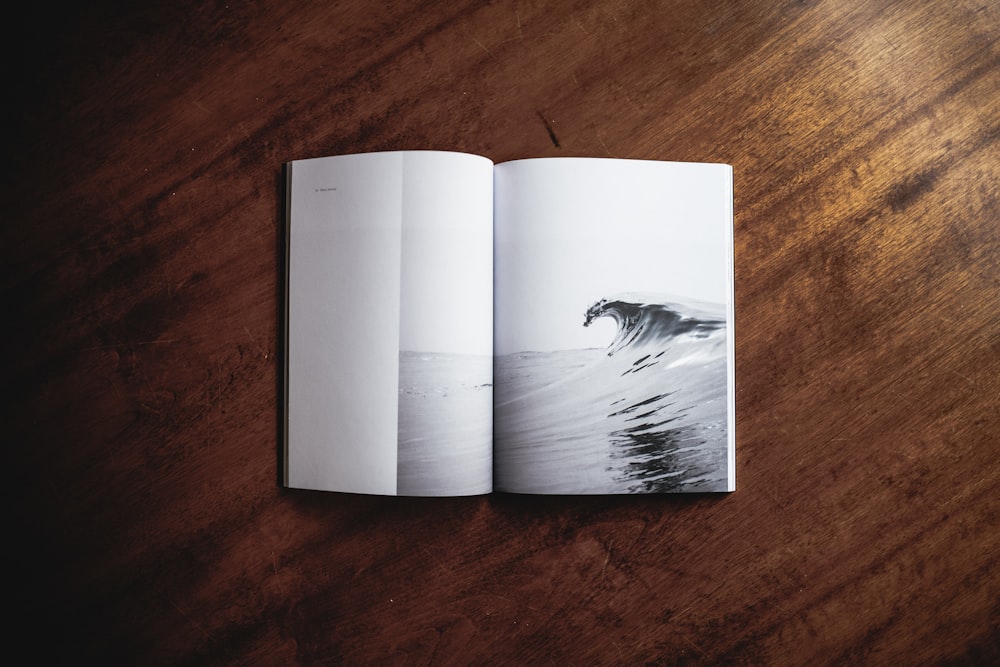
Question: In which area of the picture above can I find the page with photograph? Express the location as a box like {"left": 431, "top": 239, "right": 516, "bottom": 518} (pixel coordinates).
{"left": 285, "top": 151, "right": 494, "bottom": 496}
{"left": 395, "top": 151, "right": 494, "bottom": 496}
{"left": 492, "top": 157, "right": 735, "bottom": 494}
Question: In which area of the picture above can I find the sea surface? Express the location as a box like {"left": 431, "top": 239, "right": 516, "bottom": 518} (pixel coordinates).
{"left": 397, "top": 351, "right": 493, "bottom": 496}
{"left": 493, "top": 295, "right": 731, "bottom": 494}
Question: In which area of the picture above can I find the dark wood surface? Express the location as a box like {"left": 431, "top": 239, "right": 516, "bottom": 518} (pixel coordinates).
{"left": 6, "top": 1, "right": 998, "bottom": 664}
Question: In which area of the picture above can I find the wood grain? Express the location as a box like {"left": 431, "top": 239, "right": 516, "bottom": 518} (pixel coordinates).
{"left": 6, "top": 0, "right": 998, "bottom": 664}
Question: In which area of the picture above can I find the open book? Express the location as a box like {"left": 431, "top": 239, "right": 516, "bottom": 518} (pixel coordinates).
{"left": 284, "top": 151, "right": 734, "bottom": 496}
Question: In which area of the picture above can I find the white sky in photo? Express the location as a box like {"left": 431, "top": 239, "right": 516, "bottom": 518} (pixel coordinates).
{"left": 493, "top": 158, "right": 732, "bottom": 355}
{"left": 399, "top": 152, "right": 494, "bottom": 355}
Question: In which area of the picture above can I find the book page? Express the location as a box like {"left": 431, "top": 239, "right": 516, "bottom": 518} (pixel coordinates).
{"left": 493, "top": 158, "right": 735, "bottom": 494}
{"left": 286, "top": 152, "right": 403, "bottom": 495}
{"left": 285, "top": 151, "right": 494, "bottom": 495}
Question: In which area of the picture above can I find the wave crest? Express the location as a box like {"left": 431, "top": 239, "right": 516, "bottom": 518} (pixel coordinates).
{"left": 583, "top": 294, "right": 725, "bottom": 355}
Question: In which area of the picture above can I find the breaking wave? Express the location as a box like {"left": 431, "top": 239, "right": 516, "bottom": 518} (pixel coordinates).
{"left": 494, "top": 294, "right": 730, "bottom": 494}
{"left": 583, "top": 294, "right": 726, "bottom": 355}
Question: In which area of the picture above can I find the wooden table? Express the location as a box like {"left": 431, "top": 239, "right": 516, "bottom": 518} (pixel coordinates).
{"left": 7, "top": 1, "right": 998, "bottom": 663}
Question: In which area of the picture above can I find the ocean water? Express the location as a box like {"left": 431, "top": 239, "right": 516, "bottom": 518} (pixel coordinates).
{"left": 397, "top": 351, "right": 493, "bottom": 496}
{"left": 493, "top": 296, "right": 730, "bottom": 494}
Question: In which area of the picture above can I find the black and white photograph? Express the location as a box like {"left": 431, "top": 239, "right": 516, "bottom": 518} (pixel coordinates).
{"left": 395, "top": 152, "right": 495, "bottom": 496}
{"left": 492, "top": 158, "right": 735, "bottom": 494}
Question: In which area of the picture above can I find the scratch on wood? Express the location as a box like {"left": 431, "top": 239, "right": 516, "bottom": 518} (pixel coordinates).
{"left": 597, "top": 134, "right": 612, "bottom": 156}
{"left": 885, "top": 388, "right": 917, "bottom": 409}
{"left": 470, "top": 34, "right": 494, "bottom": 58}
{"left": 168, "top": 597, "right": 210, "bottom": 639}
{"left": 422, "top": 546, "right": 448, "bottom": 572}
{"left": 678, "top": 631, "right": 707, "bottom": 657}
{"left": 536, "top": 111, "right": 561, "bottom": 147}
{"left": 949, "top": 368, "right": 977, "bottom": 386}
